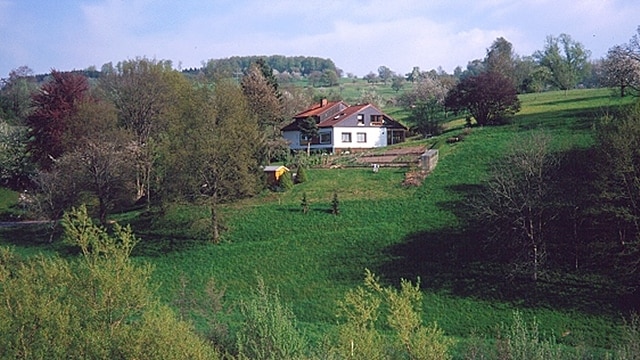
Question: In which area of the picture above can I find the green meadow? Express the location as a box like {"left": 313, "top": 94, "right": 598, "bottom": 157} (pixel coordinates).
{"left": 0, "top": 88, "right": 636, "bottom": 357}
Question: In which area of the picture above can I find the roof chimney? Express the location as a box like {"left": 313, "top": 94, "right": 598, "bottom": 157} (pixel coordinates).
{"left": 321, "top": 98, "right": 328, "bottom": 107}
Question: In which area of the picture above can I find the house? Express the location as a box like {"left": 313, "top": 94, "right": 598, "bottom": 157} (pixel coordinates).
{"left": 263, "top": 165, "right": 289, "bottom": 186}
{"left": 281, "top": 99, "right": 407, "bottom": 154}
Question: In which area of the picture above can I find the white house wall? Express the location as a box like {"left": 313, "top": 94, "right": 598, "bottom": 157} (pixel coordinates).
{"left": 283, "top": 127, "right": 387, "bottom": 152}
{"left": 333, "top": 127, "right": 386, "bottom": 149}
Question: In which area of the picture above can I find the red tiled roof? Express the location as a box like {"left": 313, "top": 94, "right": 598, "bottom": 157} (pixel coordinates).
{"left": 292, "top": 101, "right": 345, "bottom": 119}
{"left": 317, "top": 104, "right": 369, "bottom": 128}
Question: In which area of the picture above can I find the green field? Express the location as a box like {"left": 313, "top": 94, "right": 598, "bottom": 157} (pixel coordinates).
{"left": 1, "top": 88, "right": 637, "bottom": 357}
{"left": 132, "top": 88, "right": 635, "bottom": 354}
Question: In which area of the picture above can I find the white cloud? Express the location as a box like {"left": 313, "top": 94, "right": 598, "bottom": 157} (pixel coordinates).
{"left": 3, "top": 0, "right": 640, "bottom": 76}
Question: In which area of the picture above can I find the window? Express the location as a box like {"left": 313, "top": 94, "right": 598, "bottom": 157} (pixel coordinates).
{"left": 341, "top": 132, "right": 352, "bottom": 143}
{"left": 370, "top": 114, "right": 383, "bottom": 125}
{"left": 357, "top": 114, "right": 364, "bottom": 126}
{"left": 320, "top": 132, "right": 331, "bottom": 144}
{"left": 357, "top": 132, "right": 367, "bottom": 143}
{"left": 299, "top": 133, "right": 310, "bottom": 145}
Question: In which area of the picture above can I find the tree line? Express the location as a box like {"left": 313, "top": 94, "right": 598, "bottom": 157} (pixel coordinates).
{"left": 0, "top": 57, "right": 308, "bottom": 243}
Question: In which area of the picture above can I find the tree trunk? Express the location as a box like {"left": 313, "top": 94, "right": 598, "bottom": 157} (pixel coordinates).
{"left": 210, "top": 196, "right": 220, "bottom": 244}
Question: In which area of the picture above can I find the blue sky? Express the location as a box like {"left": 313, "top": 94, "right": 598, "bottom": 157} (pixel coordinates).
{"left": 1, "top": 0, "right": 639, "bottom": 77}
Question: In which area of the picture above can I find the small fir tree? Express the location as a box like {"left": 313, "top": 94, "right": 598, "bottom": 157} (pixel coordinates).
{"left": 279, "top": 170, "right": 294, "bottom": 191}
{"left": 331, "top": 191, "right": 340, "bottom": 215}
{"left": 301, "top": 193, "right": 309, "bottom": 214}
{"left": 296, "top": 166, "right": 308, "bottom": 183}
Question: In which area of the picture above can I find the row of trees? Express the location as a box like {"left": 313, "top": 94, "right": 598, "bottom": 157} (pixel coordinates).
{"left": 0, "top": 57, "right": 308, "bottom": 242}
{"left": 400, "top": 28, "right": 640, "bottom": 138}
{"left": 193, "top": 55, "right": 340, "bottom": 79}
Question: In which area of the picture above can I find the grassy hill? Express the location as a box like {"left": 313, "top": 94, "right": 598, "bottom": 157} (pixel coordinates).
{"left": 0, "top": 88, "right": 636, "bottom": 357}
{"left": 133, "top": 88, "right": 634, "bottom": 354}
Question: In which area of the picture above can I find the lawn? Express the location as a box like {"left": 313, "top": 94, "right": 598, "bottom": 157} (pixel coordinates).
{"left": 0, "top": 88, "right": 636, "bottom": 356}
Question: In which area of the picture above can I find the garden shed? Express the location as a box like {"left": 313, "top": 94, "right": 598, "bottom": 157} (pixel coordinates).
{"left": 263, "top": 165, "right": 289, "bottom": 186}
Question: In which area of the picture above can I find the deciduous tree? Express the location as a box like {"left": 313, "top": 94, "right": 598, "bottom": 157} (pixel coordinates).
{"left": 100, "top": 58, "right": 175, "bottom": 206}
{"left": 534, "top": 34, "right": 591, "bottom": 92}
{"left": 298, "top": 117, "right": 319, "bottom": 156}
{"left": 26, "top": 70, "right": 90, "bottom": 169}
{"left": 444, "top": 72, "right": 520, "bottom": 126}
{"left": 0, "top": 66, "right": 37, "bottom": 124}
{"left": 602, "top": 45, "right": 640, "bottom": 97}
{"left": 474, "top": 131, "right": 559, "bottom": 281}
{"left": 163, "top": 79, "right": 262, "bottom": 243}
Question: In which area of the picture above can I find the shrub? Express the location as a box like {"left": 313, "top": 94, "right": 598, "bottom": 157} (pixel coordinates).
{"left": 0, "top": 205, "right": 219, "bottom": 359}
{"left": 301, "top": 193, "right": 309, "bottom": 214}
{"left": 235, "top": 277, "right": 307, "bottom": 359}
{"left": 333, "top": 270, "right": 455, "bottom": 359}
{"left": 296, "top": 166, "right": 308, "bottom": 183}
{"left": 495, "top": 311, "right": 559, "bottom": 360}
{"left": 331, "top": 191, "right": 340, "bottom": 215}
{"left": 279, "top": 170, "right": 294, "bottom": 191}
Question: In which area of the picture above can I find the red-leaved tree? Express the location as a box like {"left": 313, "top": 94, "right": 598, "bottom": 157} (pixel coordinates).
{"left": 445, "top": 72, "right": 520, "bottom": 126}
{"left": 26, "top": 70, "right": 90, "bottom": 169}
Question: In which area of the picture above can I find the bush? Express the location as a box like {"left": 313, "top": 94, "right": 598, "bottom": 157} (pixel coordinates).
{"left": 332, "top": 270, "right": 455, "bottom": 359}
{"left": 279, "top": 171, "right": 294, "bottom": 191}
{"left": 296, "top": 166, "right": 308, "bottom": 183}
{"left": 235, "top": 277, "right": 307, "bottom": 359}
{"left": 0, "top": 205, "right": 219, "bottom": 359}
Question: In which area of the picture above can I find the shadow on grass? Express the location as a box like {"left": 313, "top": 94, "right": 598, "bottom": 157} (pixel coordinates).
{"left": 122, "top": 209, "right": 212, "bottom": 257}
{"left": 375, "top": 154, "right": 628, "bottom": 316}
{"left": 515, "top": 102, "right": 629, "bottom": 133}
{"left": 0, "top": 223, "right": 76, "bottom": 256}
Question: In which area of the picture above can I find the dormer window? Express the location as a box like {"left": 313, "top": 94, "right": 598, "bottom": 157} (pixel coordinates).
{"left": 357, "top": 114, "right": 364, "bottom": 126}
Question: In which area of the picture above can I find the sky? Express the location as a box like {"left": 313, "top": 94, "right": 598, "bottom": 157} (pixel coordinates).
{"left": 1, "top": 0, "right": 639, "bottom": 78}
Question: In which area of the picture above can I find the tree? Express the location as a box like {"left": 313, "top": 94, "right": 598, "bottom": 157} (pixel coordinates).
{"left": 0, "top": 66, "right": 37, "bottom": 124}
{"left": 406, "top": 66, "right": 422, "bottom": 83}
{"left": 408, "top": 99, "right": 445, "bottom": 137}
{"left": 594, "top": 105, "right": 640, "bottom": 244}
{"left": 474, "top": 131, "right": 559, "bottom": 281}
{"left": 602, "top": 45, "right": 640, "bottom": 97}
{"left": 444, "top": 72, "right": 520, "bottom": 126}
{"left": 485, "top": 37, "right": 517, "bottom": 86}
{"left": 100, "top": 57, "right": 175, "bottom": 206}
{"left": 378, "top": 66, "right": 393, "bottom": 84}
{"left": 74, "top": 101, "right": 136, "bottom": 224}
{"left": 331, "top": 191, "right": 340, "bottom": 215}
{"left": 364, "top": 71, "right": 379, "bottom": 84}
{"left": 534, "top": 34, "right": 591, "bottom": 92}
{"left": 398, "top": 75, "right": 449, "bottom": 108}
{"left": 391, "top": 76, "right": 406, "bottom": 93}
{"left": 296, "top": 165, "right": 308, "bottom": 183}
{"left": 308, "top": 71, "right": 323, "bottom": 87}
{"left": 26, "top": 70, "right": 90, "bottom": 170}
{"left": 242, "top": 62, "right": 286, "bottom": 163}
{"left": 298, "top": 116, "right": 319, "bottom": 156}
{"left": 163, "top": 79, "right": 262, "bottom": 243}
{"left": 0, "top": 121, "right": 33, "bottom": 188}
{"left": 279, "top": 170, "right": 294, "bottom": 191}
{"left": 321, "top": 69, "right": 339, "bottom": 87}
